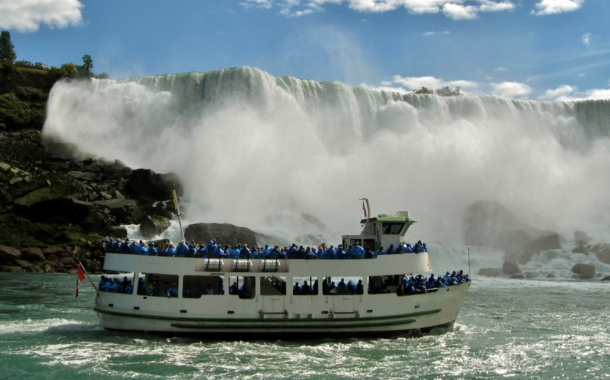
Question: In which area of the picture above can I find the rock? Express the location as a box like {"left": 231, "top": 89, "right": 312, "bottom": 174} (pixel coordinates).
{"left": 502, "top": 260, "right": 522, "bottom": 275}
{"left": 61, "top": 257, "right": 74, "bottom": 266}
{"left": 14, "top": 260, "right": 32, "bottom": 268}
{"left": 140, "top": 215, "right": 171, "bottom": 238}
{"left": 574, "top": 230, "right": 592, "bottom": 244}
{"left": 464, "top": 201, "right": 532, "bottom": 247}
{"left": 0, "top": 162, "right": 10, "bottom": 172}
{"left": 41, "top": 263, "right": 54, "bottom": 273}
{"left": 478, "top": 268, "right": 502, "bottom": 277}
{"left": 22, "top": 247, "right": 46, "bottom": 261}
{"left": 67, "top": 171, "right": 99, "bottom": 181}
{"left": 42, "top": 246, "right": 65, "bottom": 258}
{"left": 518, "top": 233, "right": 562, "bottom": 265}
{"left": 546, "top": 273, "right": 556, "bottom": 278}
{"left": 109, "top": 226, "right": 128, "bottom": 239}
{"left": 90, "top": 260, "right": 102, "bottom": 272}
{"left": 601, "top": 275, "right": 610, "bottom": 282}
{"left": 571, "top": 263, "right": 596, "bottom": 279}
{"left": 93, "top": 198, "right": 140, "bottom": 224}
{"left": 596, "top": 247, "right": 610, "bottom": 265}
{"left": 9, "top": 177, "right": 23, "bottom": 185}
{"left": 29, "top": 198, "right": 93, "bottom": 223}
{"left": 127, "top": 169, "right": 183, "bottom": 201}
{"left": 524, "top": 272, "right": 537, "bottom": 279}
{"left": 0, "top": 245, "right": 22, "bottom": 262}
{"left": 0, "top": 266, "right": 22, "bottom": 273}
{"left": 185, "top": 223, "right": 262, "bottom": 248}
{"left": 572, "top": 245, "right": 589, "bottom": 254}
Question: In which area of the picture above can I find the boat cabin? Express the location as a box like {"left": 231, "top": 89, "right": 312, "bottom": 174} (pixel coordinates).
{"left": 342, "top": 211, "right": 416, "bottom": 251}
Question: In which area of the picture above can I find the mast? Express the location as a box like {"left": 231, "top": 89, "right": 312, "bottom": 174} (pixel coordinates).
{"left": 359, "top": 198, "right": 371, "bottom": 221}
{"left": 172, "top": 184, "right": 186, "bottom": 241}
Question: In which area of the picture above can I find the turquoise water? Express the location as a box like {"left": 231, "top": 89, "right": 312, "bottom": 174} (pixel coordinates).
{"left": 1, "top": 273, "right": 609, "bottom": 379}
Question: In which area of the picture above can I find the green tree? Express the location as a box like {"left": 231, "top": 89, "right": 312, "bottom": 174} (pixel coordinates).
{"left": 0, "top": 31, "right": 17, "bottom": 62}
{"left": 81, "top": 54, "right": 93, "bottom": 71}
{"left": 413, "top": 87, "right": 434, "bottom": 95}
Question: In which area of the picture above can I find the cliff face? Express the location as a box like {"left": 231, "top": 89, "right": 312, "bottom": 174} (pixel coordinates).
{"left": 0, "top": 67, "right": 57, "bottom": 131}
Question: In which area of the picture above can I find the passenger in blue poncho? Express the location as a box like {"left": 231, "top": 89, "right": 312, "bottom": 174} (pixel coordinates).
{"left": 385, "top": 244, "right": 395, "bottom": 255}
{"left": 188, "top": 241, "right": 197, "bottom": 257}
{"left": 353, "top": 244, "right": 364, "bottom": 259}
{"left": 364, "top": 247, "right": 375, "bottom": 259}
{"left": 404, "top": 243, "right": 413, "bottom": 253}
{"left": 336, "top": 245, "right": 346, "bottom": 259}
{"left": 288, "top": 244, "right": 299, "bottom": 259}
{"left": 125, "top": 280, "right": 134, "bottom": 294}
{"left": 345, "top": 245, "right": 355, "bottom": 259}
{"left": 166, "top": 243, "right": 176, "bottom": 257}
{"left": 175, "top": 241, "right": 188, "bottom": 257}
{"left": 167, "top": 283, "right": 178, "bottom": 298}
{"left": 229, "top": 282, "right": 238, "bottom": 295}
{"left": 240, "top": 244, "right": 251, "bottom": 259}
{"left": 347, "top": 280, "right": 356, "bottom": 294}
{"left": 338, "top": 278, "right": 346, "bottom": 289}
{"left": 324, "top": 246, "right": 336, "bottom": 260}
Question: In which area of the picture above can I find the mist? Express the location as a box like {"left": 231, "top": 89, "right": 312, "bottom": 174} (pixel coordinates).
{"left": 42, "top": 66, "right": 610, "bottom": 244}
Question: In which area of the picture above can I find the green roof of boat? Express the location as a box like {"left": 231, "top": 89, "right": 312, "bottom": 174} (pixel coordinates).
{"left": 360, "top": 216, "right": 417, "bottom": 223}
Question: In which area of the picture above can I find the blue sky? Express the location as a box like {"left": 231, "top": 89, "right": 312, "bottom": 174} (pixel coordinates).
{"left": 1, "top": 0, "right": 609, "bottom": 100}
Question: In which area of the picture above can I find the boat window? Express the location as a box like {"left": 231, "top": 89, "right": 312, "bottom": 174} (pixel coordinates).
{"left": 183, "top": 275, "right": 224, "bottom": 298}
{"left": 292, "top": 276, "right": 318, "bottom": 296}
{"left": 322, "top": 276, "right": 363, "bottom": 295}
{"left": 98, "top": 273, "right": 135, "bottom": 294}
{"left": 260, "top": 276, "right": 286, "bottom": 295}
{"left": 137, "top": 273, "right": 179, "bottom": 298}
{"left": 229, "top": 276, "right": 256, "bottom": 299}
{"left": 368, "top": 275, "right": 399, "bottom": 294}
{"left": 382, "top": 223, "right": 404, "bottom": 235}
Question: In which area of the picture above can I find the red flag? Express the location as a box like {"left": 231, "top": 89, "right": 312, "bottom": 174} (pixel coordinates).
{"left": 76, "top": 265, "right": 86, "bottom": 298}
{"left": 363, "top": 201, "right": 367, "bottom": 218}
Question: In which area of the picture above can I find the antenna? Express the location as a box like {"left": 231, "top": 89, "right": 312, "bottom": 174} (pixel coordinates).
{"left": 468, "top": 248, "right": 471, "bottom": 279}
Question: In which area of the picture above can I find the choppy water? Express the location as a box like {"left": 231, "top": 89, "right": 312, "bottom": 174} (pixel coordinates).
{"left": 1, "top": 273, "right": 609, "bottom": 379}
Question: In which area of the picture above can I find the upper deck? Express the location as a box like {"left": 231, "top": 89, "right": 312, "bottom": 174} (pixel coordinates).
{"left": 103, "top": 252, "right": 432, "bottom": 276}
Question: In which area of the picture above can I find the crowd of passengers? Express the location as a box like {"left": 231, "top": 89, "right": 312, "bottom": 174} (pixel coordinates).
{"left": 98, "top": 270, "right": 469, "bottom": 297}
{"left": 103, "top": 237, "right": 429, "bottom": 260}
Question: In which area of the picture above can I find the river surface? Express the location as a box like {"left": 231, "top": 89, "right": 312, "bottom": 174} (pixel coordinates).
{"left": 0, "top": 273, "right": 608, "bottom": 379}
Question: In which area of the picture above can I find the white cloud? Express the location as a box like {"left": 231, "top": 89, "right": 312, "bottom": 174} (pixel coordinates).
{"left": 537, "top": 85, "right": 576, "bottom": 100}
{"left": 553, "top": 87, "right": 610, "bottom": 101}
{"left": 531, "top": 0, "right": 584, "bottom": 16}
{"left": 491, "top": 82, "right": 532, "bottom": 98}
{"left": 248, "top": 0, "right": 517, "bottom": 20}
{"left": 423, "top": 31, "right": 450, "bottom": 36}
{"left": 443, "top": 3, "right": 479, "bottom": 19}
{"left": 0, "top": 0, "right": 83, "bottom": 32}
{"left": 582, "top": 33, "right": 590, "bottom": 46}
{"left": 494, "top": 66, "right": 509, "bottom": 71}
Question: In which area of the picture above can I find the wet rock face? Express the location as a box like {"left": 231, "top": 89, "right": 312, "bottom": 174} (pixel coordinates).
{"left": 185, "top": 223, "right": 262, "bottom": 248}
{"left": 139, "top": 215, "right": 171, "bottom": 238}
{"left": 571, "top": 263, "right": 596, "bottom": 279}
{"left": 127, "top": 169, "right": 183, "bottom": 201}
{"left": 0, "top": 245, "right": 22, "bottom": 262}
{"left": 478, "top": 268, "right": 502, "bottom": 277}
{"left": 21, "top": 247, "right": 45, "bottom": 261}
{"left": 502, "top": 261, "right": 522, "bottom": 276}
{"left": 596, "top": 246, "right": 610, "bottom": 265}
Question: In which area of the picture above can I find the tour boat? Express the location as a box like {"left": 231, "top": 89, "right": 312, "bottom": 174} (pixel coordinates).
{"left": 93, "top": 201, "right": 470, "bottom": 339}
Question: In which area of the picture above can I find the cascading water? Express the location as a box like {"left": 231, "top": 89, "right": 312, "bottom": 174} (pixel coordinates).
{"left": 43, "top": 66, "right": 610, "bottom": 276}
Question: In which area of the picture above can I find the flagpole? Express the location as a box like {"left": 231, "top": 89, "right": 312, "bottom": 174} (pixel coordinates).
{"left": 173, "top": 184, "right": 186, "bottom": 242}
{"left": 78, "top": 262, "right": 98, "bottom": 291}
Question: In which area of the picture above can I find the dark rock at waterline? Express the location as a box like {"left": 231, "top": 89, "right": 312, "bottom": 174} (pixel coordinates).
{"left": 509, "top": 274, "right": 525, "bottom": 279}
{"left": 0, "top": 245, "right": 22, "bottom": 262}
{"left": 185, "top": 223, "right": 262, "bottom": 248}
{"left": 478, "top": 268, "right": 502, "bottom": 277}
{"left": 127, "top": 169, "right": 183, "bottom": 201}
{"left": 601, "top": 275, "right": 610, "bottom": 282}
{"left": 546, "top": 272, "right": 556, "bottom": 278}
{"left": 502, "top": 260, "right": 522, "bottom": 275}
{"left": 108, "top": 226, "right": 128, "bottom": 239}
{"left": 572, "top": 244, "right": 589, "bottom": 254}
{"left": 140, "top": 215, "right": 171, "bottom": 238}
{"left": 595, "top": 246, "right": 610, "bottom": 265}
{"left": 571, "top": 263, "right": 596, "bottom": 279}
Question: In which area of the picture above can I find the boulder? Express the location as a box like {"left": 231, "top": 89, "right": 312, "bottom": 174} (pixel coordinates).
{"left": 29, "top": 198, "right": 93, "bottom": 223}
{"left": 571, "top": 263, "right": 596, "bottom": 279}
{"left": 596, "top": 247, "right": 610, "bottom": 265}
{"left": 601, "top": 275, "right": 610, "bottom": 282}
{"left": 14, "top": 260, "right": 32, "bottom": 268}
{"left": 0, "top": 245, "right": 22, "bottom": 262}
{"left": 42, "top": 246, "right": 65, "bottom": 258}
{"left": 93, "top": 198, "right": 140, "bottom": 224}
{"left": 185, "top": 223, "right": 262, "bottom": 248}
{"left": 109, "top": 226, "right": 128, "bottom": 239}
{"left": 140, "top": 215, "right": 171, "bottom": 238}
{"left": 61, "top": 257, "right": 74, "bottom": 266}
{"left": 67, "top": 171, "right": 99, "bottom": 181}
{"left": 502, "top": 260, "right": 522, "bottom": 275}
{"left": 463, "top": 201, "right": 538, "bottom": 248}
{"left": 518, "top": 233, "right": 562, "bottom": 265}
{"left": 127, "top": 169, "right": 183, "bottom": 201}
{"left": 22, "top": 247, "right": 46, "bottom": 261}
{"left": 574, "top": 230, "right": 592, "bottom": 244}
{"left": 0, "top": 266, "right": 22, "bottom": 273}
{"left": 90, "top": 260, "right": 102, "bottom": 272}
{"left": 478, "top": 268, "right": 502, "bottom": 277}
{"left": 572, "top": 245, "right": 589, "bottom": 254}
{"left": 546, "top": 272, "right": 556, "bottom": 278}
